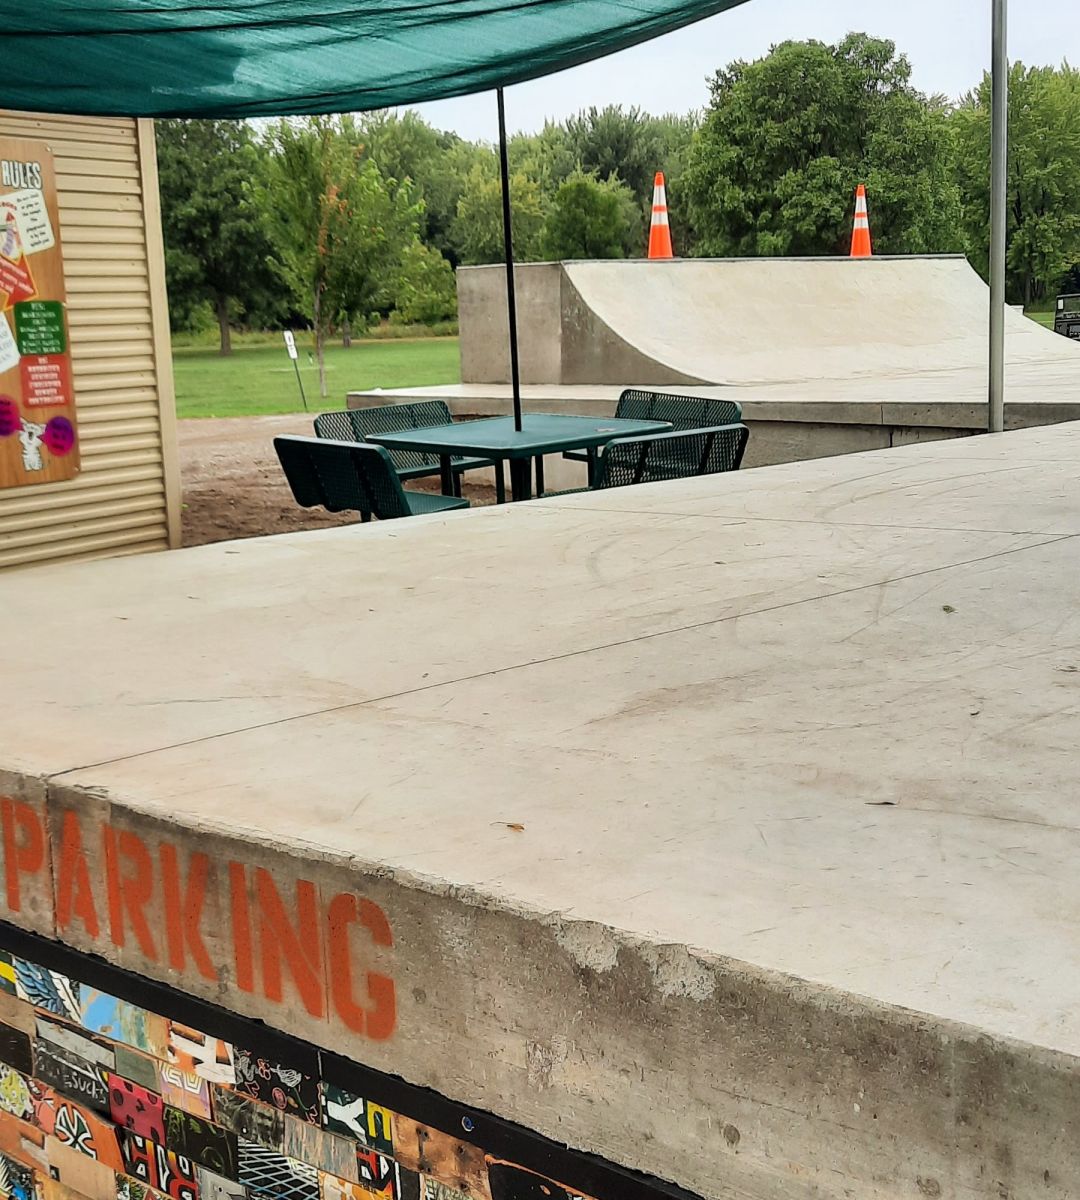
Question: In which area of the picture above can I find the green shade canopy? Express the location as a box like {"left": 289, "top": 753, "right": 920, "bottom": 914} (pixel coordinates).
{"left": 7, "top": 0, "right": 750, "bottom": 119}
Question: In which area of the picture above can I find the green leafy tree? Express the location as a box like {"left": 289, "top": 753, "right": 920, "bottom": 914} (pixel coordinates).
{"left": 264, "top": 117, "right": 423, "bottom": 396}
{"left": 556, "top": 105, "right": 698, "bottom": 252}
{"left": 156, "top": 119, "right": 279, "bottom": 354}
{"left": 430, "top": 141, "right": 500, "bottom": 266}
{"left": 352, "top": 110, "right": 471, "bottom": 264}
{"left": 393, "top": 243, "right": 458, "bottom": 325}
{"left": 541, "top": 172, "right": 638, "bottom": 259}
{"left": 510, "top": 122, "right": 578, "bottom": 200}
{"left": 565, "top": 105, "right": 664, "bottom": 204}
{"left": 649, "top": 112, "right": 701, "bottom": 173}
{"left": 683, "top": 34, "right": 962, "bottom": 258}
{"left": 953, "top": 63, "right": 1080, "bottom": 305}
{"left": 451, "top": 164, "right": 545, "bottom": 264}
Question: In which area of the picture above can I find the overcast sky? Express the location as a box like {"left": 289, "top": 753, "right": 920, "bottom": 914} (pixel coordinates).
{"left": 411, "top": 0, "right": 1074, "bottom": 142}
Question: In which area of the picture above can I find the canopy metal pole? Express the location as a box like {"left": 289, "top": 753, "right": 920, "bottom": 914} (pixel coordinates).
{"left": 496, "top": 87, "right": 523, "bottom": 432}
{"left": 989, "top": 0, "right": 1008, "bottom": 433}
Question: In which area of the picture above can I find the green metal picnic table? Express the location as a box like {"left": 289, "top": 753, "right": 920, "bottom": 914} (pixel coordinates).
{"left": 368, "top": 413, "right": 672, "bottom": 503}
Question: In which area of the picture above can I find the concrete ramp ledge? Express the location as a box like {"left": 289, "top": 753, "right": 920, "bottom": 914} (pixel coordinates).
{"left": 558, "top": 266, "right": 709, "bottom": 386}
{"left": 456, "top": 261, "right": 707, "bottom": 387}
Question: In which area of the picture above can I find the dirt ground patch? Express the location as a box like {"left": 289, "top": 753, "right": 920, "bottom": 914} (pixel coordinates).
{"left": 180, "top": 415, "right": 494, "bottom": 548}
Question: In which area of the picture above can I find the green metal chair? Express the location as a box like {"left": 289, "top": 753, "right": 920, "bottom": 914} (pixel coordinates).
{"left": 596, "top": 423, "right": 748, "bottom": 487}
{"left": 614, "top": 389, "right": 742, "bottom": 428}
{"left": 563, "top": 390, "right": 743, "bottom": 467}
{"left": 546, "top": 423, "right": 749, "bottom": 496}
{"left": 274, "top": 436, "right": 470, "bottom": 522}
{"left": 314, "top": 402, "right": 504, "bottom": 502}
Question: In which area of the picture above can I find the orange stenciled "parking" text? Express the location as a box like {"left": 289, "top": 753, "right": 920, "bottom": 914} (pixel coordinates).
{"left": 0, "top": 797, "right": 396, "bottom": 1040}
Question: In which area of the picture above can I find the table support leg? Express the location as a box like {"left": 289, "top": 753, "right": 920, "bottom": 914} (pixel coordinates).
{"left": 439, "top": 455, "right": 454, "bottom": 497}
{"left": 586, "top": 447, "right": 597, "bottom": 488}
{"left": 494, "top": 462, "right": 506, "bottom": 504}
{"left": 509, "top": 459, "right": 532, "bottom": 502}
{"left": 534, "top": 455, "right": 545, "bottom": 497}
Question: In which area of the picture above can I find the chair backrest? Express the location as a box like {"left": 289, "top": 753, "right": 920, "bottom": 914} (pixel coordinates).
{"left": 274, "top": 436, "right": 414, "bottom": 519}
{"left": 595, "top": 424, "right": 749, "bottom": 490}
{"left": 314, "top": 401, "right": 453, "bottom": 472}
{"left": 615, "top": 388, "right": 742, "bottom": 431}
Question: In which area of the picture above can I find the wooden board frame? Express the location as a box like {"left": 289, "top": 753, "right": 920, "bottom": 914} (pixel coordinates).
{"left": 0, "top": 136, "right": 79, "bottom": 490}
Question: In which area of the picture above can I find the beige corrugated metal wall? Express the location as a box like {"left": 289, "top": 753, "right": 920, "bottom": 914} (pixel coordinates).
{"left": 0, "top": 113, "right": 179, "bottom": 570}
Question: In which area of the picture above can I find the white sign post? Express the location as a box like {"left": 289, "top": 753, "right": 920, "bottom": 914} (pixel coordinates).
{"left": 283, "top": 330, "right": 308, "bottom": 412}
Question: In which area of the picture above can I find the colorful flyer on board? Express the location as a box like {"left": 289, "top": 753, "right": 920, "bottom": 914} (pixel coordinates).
{"left": 0, "top": 207, "right": 36, "bottom": 309}
{"left": 0, "top": 138, "right": 78, "bottom": 487}
{"left": 14, "top": 300, "right": 64, "bottom": 355}
{"left": 7, "top": 186, "right": 56, "bottom": 253}
{"left": 20, "top": 354, "right": 70, "bottom": 407}
{"left": 0, "top": 313, "right": 19, "bottom": 373}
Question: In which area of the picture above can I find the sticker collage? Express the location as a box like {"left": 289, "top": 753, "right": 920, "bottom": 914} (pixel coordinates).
{"left": 0, "top": 947, "right": 595, "bottom": 1200}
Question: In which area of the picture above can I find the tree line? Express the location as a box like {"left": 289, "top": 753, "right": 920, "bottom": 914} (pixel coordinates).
{"left": 159, "top": 104, "right": 694, "bottom": 388}
{"left": 158, "top": 32, "right": 1080, "bottom": 386}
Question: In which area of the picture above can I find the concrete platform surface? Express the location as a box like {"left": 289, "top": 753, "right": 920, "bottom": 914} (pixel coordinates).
{"left": 5, "top": 422, "right": 1080, "bottom": 1199}
{"left": 348, "top": 372, "right": 1080, "bottom": 430}
{"left": 348, "top": 376, "right": 1080, "bottom": 494}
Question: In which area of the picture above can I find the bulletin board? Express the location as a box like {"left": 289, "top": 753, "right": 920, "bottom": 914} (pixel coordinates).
{"left": 0, "top": 137, "right": 78, "bottom": 488}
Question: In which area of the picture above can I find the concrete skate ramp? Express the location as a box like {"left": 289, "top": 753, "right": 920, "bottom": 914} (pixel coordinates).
{"left": 458, "top": 256, "right": 1080, "bottom": 387}
{"left": 565, "top": 255, "right": 1080, "bottom": 384}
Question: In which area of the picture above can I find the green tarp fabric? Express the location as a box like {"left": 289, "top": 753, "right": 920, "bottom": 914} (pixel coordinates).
{"left": 6, "top": 0, "right": 750, "bottom": 118}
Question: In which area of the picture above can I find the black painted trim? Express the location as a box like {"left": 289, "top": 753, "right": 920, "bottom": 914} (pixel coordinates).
{"left": 0, "top": 921, "right": 704, "bottom": 1200}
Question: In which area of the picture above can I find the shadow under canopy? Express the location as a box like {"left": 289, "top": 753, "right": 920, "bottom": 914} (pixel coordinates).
{"left": 6, "top": 0, "right": 752, "bottom": 118}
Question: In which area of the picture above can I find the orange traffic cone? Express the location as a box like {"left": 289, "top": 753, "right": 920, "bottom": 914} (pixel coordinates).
{"left": 648, "top": 171, "right": 674, "bottom": 259}
{"left": 850, "top": 184, "right": 872, "bottom": 258}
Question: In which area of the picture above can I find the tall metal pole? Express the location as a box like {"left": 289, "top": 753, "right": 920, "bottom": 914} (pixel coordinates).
{"left": 496, "top": 87, "right": 523, "bottom": 432}
{"left": 989, "top": 0, "right": 1008, "bottom": 433}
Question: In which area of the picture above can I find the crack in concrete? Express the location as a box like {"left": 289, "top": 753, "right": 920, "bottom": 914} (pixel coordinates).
{"left": 532, "top": 504, "right": 1078, "bottom": 539}
{"left": 46, "top": 531, "right": 1077, "bottom": 783}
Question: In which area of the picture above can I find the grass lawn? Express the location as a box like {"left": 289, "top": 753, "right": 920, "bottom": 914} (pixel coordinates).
{"left": 1027, "top": 311, "right": 1054, "bottom": 329}
{"left": 174, "top": 336, "right": 460, "bottom": 418}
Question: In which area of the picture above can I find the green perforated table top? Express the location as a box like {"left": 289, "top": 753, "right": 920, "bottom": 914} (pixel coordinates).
{"left": 367, "top": 413, "right": 671, "bottom": 459}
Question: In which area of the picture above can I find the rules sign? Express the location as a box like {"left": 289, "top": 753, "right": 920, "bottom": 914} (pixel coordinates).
{"left": 0, "top": 137, "right": 78, "bottom": 488}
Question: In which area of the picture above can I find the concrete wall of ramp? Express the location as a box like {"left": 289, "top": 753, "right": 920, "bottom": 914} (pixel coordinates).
{"left": 0, "top": 113, "right": 179, "bottom": 571}
{"left": 457, "top": 262, "right": 706, "bottom": 386}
